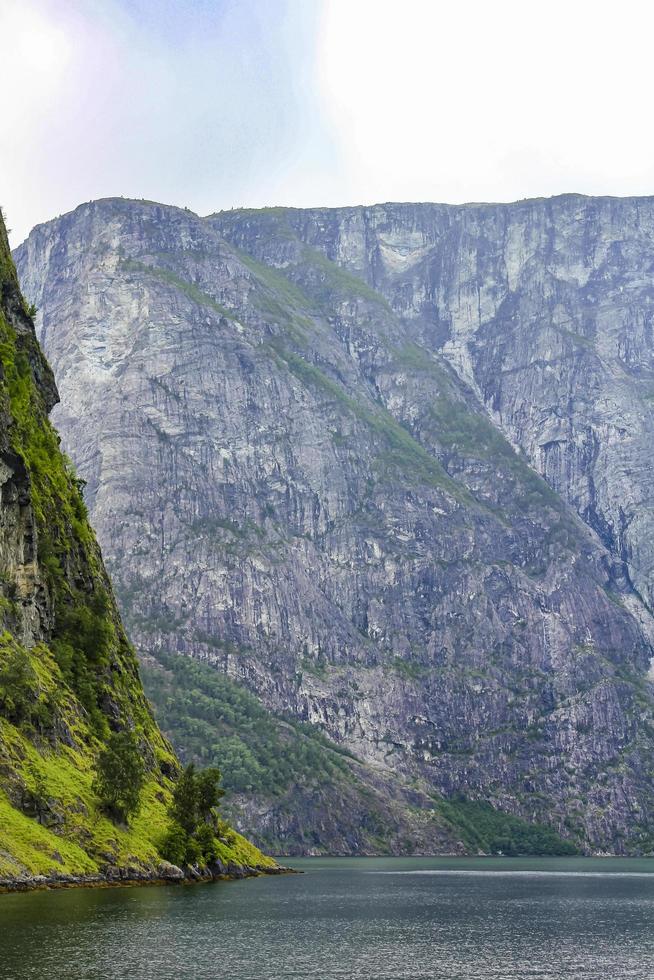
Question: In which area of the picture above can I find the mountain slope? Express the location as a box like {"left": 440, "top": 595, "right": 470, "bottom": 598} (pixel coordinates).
{"left": 212, "top": 197, "right": 654, "bottom": 610}
{"left": 0, "top": 209, "right": 273, "bottom": 885}
{"left": 14, "top": 196, "right": 654, "bottom": 855}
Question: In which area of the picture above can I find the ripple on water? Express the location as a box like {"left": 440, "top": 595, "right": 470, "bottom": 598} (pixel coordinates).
{"left": 1, "top": 857, "right": 653, "bottom": 980}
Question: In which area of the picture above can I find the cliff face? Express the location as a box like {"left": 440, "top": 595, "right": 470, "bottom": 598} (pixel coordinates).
{"left": 14, "top": 196, "right": 654, "bottom": 855}
{"left": 223, "top": 197, "right": 654, "bottom": 611}
{"left": 0, "top": 210, "right": 272, "bottom": 886}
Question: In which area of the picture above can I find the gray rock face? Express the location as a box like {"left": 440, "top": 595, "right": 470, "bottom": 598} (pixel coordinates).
{"left": 14, "top": 195, "right": 654, "bottom": 854}
{"left": 215, "top": 197, "right": 654, "bottom": 608}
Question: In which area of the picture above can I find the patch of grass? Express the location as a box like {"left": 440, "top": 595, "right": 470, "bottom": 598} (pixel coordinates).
{"left": 555, "top": 325, "right": 593, "bottom": 349}
{"left": 368, "top": 412, "right": 462, "bottom": 496}
{"left": 394, "top": 342, "right": 570, "bottom": 515}
{"left": 236, "top": 251, "right": 311, "bottom": 310}
{"left": 212, "top": 829, "right": 277, "bottom": 869}
{"left": 0, "top": 704, "right": 172, "bottom": 877}
{"left": 270, "top": 342, "right": 358, "bottom": 410}
{"left": 0, "top": 789, "right": 98, "bottom": 877}
{"left": 388, "top": 657, "right": 428, "bottom": 681}
{"left": 189, "top": 515, "right": 265, "bottom": 540}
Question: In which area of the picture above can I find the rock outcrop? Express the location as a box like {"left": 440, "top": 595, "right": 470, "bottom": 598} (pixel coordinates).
{"left": 15, "top": 195, "right": 654, "bottom": 854}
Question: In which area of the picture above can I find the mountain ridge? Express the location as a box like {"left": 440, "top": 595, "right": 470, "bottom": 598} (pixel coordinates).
{"left": 20, "top": 190, "right": 654, "bottom": 246}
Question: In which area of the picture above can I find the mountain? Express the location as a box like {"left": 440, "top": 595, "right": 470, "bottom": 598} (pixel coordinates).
{"left": 0, "top": 208, "right": 273, "bottom": 887}
{"left": 14, "top": 195, "right": 654, "bottom": 855}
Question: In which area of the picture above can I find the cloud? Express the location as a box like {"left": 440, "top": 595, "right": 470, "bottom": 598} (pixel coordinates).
{"left": 317, "top": 0, "right": 654, "bottom": 205}
{"left": 0, "top": 1, "right": 73, "bottom": 237}
{"left": 1, "top": 0, "right": 337, "bottom": 244}
{"left": 3, "top": 0, "right": 654, "bottom": 245}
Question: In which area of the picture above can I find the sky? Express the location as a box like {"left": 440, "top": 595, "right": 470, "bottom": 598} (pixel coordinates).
{"left": 2, "top": 0, "right": 654, "bottom": 245}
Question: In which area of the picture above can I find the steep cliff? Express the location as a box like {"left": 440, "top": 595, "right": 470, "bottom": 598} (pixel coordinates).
{"left": 14, "top": 196, "right": 654, "bottom": 855}
{"left": 0, "top": 209, "right": 273, "bottom": 886}
{"left": 217, "top": 197, "right": 654, "bottom": 611}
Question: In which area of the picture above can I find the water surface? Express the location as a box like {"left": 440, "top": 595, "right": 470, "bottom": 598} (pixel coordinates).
{"left": 2, "top": 857, "right": 653, "bottom": 979}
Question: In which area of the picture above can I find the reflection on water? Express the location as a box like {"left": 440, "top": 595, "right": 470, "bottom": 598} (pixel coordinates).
{"left": 1, "top": 857, "right": 653, "bottom": 980}
{"left": 369, "top": 868, "right": 654, "bottom": 877}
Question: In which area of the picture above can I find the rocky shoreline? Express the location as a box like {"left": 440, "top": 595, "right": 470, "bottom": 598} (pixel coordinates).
{"left": 0, "top": 860, "right": 297, "bottom": 894}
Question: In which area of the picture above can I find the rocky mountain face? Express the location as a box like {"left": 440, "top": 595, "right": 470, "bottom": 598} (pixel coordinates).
{"left": 14, "top": 195, "right": 654, "bottom": 855}
{"left": 0, "top": 208, "right": 271, "bottom": 886}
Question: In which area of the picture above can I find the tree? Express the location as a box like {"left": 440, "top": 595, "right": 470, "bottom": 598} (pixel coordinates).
{"left": 0, "top": 643, "right": 33, "bottom": 725}
{"left": 94, "top": 729, "right": 146, "bottom": 823}
{"left": 170, "top": 763, "right": 200, "bottom": 834}
{"left": 194, "top": 822, "right": 217, "bottom": 860}
{"left": 160, "top": 763, "right": 226, "bottom": 868}
{"left": 21, "top": 767, "right": 50, "bottom": 825}
{"left": 196, "top": 767, "right": 224, "bottom": 822}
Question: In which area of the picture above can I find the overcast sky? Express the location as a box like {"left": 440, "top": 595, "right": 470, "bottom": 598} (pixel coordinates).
{"left": 2, "top": 0, "right": 654, "bottom": 245}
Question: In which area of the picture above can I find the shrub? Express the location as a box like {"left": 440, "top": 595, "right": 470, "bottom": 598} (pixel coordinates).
{"left": 159, "top": 822, "right": 188, "bottom": 866}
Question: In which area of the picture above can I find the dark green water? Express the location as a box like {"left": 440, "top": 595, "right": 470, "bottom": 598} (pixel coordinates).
{"left": 1, "top": 857, "right": 654, "bottom": 979}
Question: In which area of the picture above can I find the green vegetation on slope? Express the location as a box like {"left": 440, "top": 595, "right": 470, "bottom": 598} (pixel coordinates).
{"left": 438, "top": 796, "right": 579, "bottom": 856}
{"left": 0, "top": 277, "right": 146, "bottom": 733}
{"left": 0, "top": 632, "right": 173, "bottom": 878}
{"left": 393, "top": 341, "right": 572, "bottom": 515}
{"left": 0, "top": 215, "right": 175, "bottom": 877}
{"left": 141, "top": 651, "right": 354, "bottom": 798}
{"left": 299, "top": 245, "right": 392, "bottom": 309}
{"left": 142, "top": 654, "right": 577, "bottom": 858}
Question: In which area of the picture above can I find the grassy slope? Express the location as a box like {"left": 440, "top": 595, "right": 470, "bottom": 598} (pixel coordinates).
{"left": 0, "top": 214, "right": 273, "bottom": 880}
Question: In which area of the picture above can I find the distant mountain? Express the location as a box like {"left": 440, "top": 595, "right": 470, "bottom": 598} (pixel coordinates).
{"left": 15, "top": 194, "right": 654, "bottom": 855}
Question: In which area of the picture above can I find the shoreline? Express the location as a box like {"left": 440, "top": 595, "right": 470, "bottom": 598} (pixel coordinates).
{"left": 0, "top": 861, "right": 298, "bottom": 895}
